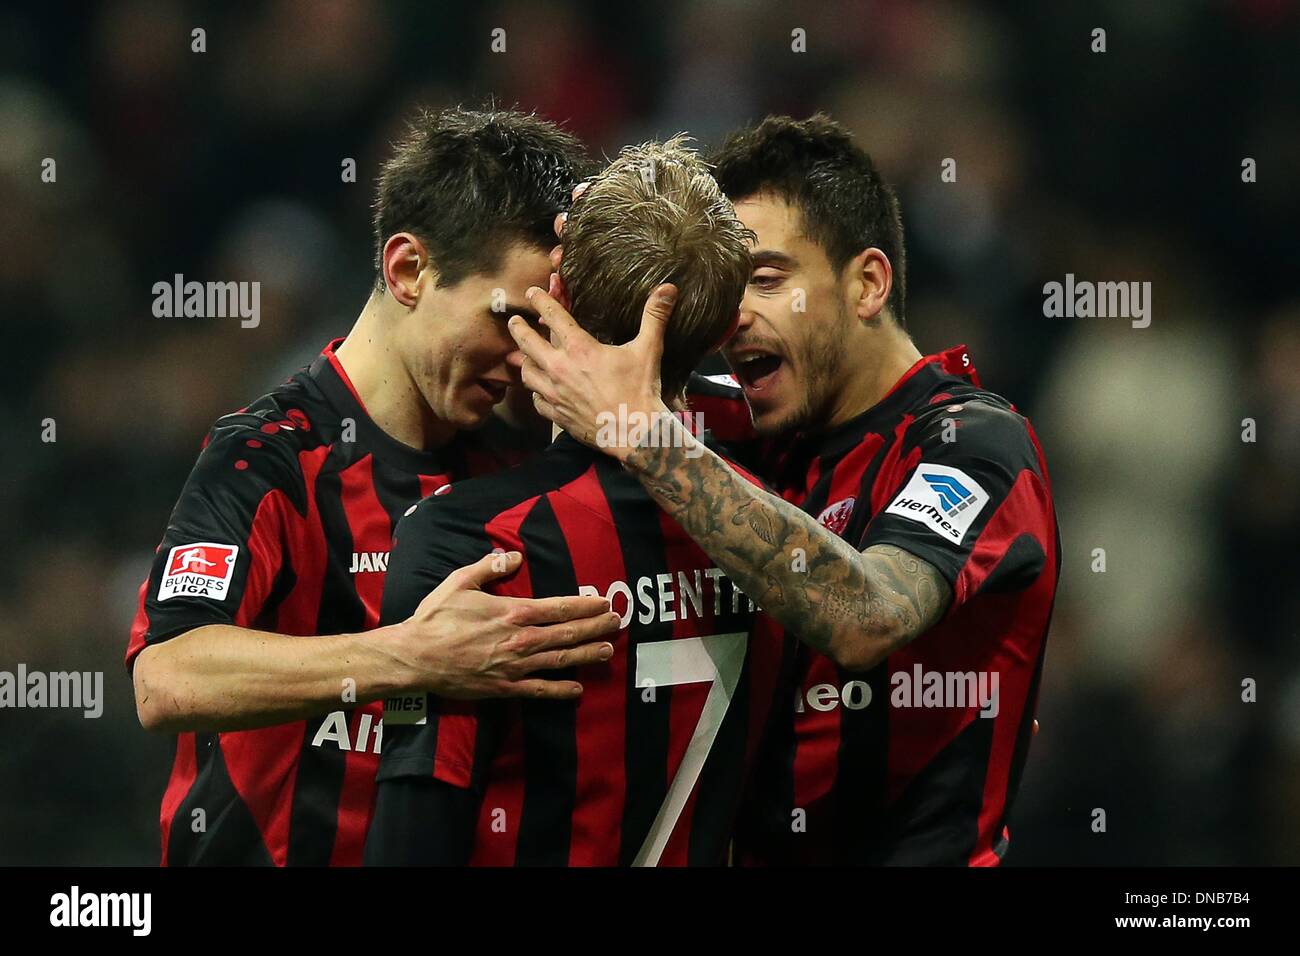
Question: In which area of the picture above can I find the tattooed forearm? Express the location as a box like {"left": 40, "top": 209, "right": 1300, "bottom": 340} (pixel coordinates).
{"left": 735, "top": 499, "right": 783, "bottom": 546}
{"left": 626, "top": 422, "right": 952, "bottom": 670}
{"left": 856, "top": 544, "right": 950, "bottom": 646}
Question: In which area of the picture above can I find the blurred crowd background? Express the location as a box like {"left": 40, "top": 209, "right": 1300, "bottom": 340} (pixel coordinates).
{"left": 1, "top": 0, "right": 1297, "bottom": 865}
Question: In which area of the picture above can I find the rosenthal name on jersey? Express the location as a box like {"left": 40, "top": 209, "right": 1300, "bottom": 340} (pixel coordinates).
{"left": 384, "top": 565, "right": 762, "bottom": 728}
{"left": 577, "top": 567, "right": 757, "bottom": 629}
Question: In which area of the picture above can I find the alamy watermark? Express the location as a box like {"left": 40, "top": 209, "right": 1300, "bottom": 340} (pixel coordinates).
{"left": 892, "top": 665, "right": 999, "bottom": 718}
{"left": 1042, "top": 273, "right": 1151, "bottom": 328}
{"left": 595, "top": 405, "right": 704, "bottom": 458}
{"left": 152, "top": 273, "right": 260, "bottom": 328}
{"left": 50, "top": 886, "right": 150, "bottom": 936}
{"left": 0, "top": 665, "right": 103, "bottom": 718}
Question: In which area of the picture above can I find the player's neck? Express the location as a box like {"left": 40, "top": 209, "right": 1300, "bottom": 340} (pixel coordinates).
{"left": 333, "top": 296, "right": 457, "bottom": 452}
{"left": 824, "top": 320, "right": 923, "bottom": 429}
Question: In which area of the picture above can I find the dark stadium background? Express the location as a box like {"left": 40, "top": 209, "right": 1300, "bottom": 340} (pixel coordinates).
{"left": 1, "top": 0, "right": 1297, "bottom": 865}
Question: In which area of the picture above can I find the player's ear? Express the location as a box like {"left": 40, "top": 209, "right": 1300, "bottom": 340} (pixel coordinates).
{"left": 549, "top": 272, "right": 571, "bottom": 311}
{"left": 382, "top": 233, "right": 431, "bottom": 308}
{"left": 850, "top": 247, "right": 892, "bottom": 325}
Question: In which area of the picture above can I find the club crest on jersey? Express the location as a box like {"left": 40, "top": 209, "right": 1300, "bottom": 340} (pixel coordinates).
{"left": 158, "top": 543, "right": 238, "bottom": 602}
{"left": 817, "top": 497, "right": 857, "bottom": 535}
{"left": 884, "top": 464, "right": 989, "bottom": 544}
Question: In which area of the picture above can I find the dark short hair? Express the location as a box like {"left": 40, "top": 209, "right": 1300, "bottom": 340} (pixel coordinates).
{"left": 709, "top": 113, "right": 907, "bottom": 325}
{"left": 560, "top": 137, "right": 753, "bottom": 400}
{"left": 372, "top": 107, "right": 587, "bottom": 288}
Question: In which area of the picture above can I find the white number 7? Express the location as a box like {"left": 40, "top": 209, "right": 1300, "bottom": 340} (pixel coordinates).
{"left": 632, "top": 631, "right": 748, "bottom": 867}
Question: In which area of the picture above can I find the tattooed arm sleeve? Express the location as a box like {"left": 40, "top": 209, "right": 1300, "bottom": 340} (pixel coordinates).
{"left": 625, "top": 425, "right": 951, "bottom": 672}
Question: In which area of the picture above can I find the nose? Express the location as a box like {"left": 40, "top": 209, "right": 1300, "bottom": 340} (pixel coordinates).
{"left": 734, "top": 292, "right": 760, "bottom": 334}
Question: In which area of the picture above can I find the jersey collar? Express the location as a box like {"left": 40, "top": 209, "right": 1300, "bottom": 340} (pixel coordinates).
{"left": 799, "top": 344, "right": 981, "bottom": 458}
{"left": 308, "top": 338, "right": 449, "bottom": 474}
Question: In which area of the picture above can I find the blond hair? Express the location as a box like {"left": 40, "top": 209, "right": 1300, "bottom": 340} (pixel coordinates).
{"left": 559, "top": 136, "right": 754, "bottom": 400}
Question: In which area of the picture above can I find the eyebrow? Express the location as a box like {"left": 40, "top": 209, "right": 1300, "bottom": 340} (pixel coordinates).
{"left": 750, "top": 249, "right": 798, "bottom": 269}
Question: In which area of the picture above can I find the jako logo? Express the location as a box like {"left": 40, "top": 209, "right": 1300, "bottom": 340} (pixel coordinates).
{"left": 349, "top": 551, "right": 389, "bottom": 573}
{"left": 923, "top": 473, "right": 976, "bottom": 517}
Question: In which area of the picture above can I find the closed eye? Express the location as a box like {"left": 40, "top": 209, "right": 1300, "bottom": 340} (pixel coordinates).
{"left": 749, "top": 270, "right": 784, "bottom": 291}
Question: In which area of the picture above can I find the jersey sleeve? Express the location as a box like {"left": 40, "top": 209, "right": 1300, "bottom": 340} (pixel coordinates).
{"left": 376, "top": 491, "right": 501, "bottom": 792}
{"left": 125, "top": 415, "right": 302, "bottom": 672}
{"left": 859, "top": 399, "right": 1055, "bottom": 611}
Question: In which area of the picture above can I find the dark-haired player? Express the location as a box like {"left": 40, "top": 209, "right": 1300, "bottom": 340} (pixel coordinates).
{"left": 126, "top": 108, "right": 621, "bottom": 866}
{"left": 366, "top": 139, "right": 790, "bottom": 866}
{"left": 512, "top": 114, "right": 1059, "bottom": 866}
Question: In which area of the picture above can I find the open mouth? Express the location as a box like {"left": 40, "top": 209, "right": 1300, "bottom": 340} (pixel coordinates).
{"left": 733, "top": 353, "right": 784, "bottom": 392}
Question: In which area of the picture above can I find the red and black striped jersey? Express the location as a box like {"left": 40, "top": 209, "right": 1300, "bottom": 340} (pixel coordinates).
{"left": 732, "top": 344, "right": 1059, "bottom": 866}
{"left": 374, "top": 433, "right": 791, "bottom": 866}
{"left": 125, "top": 339, "right": 530, "bottom": 866}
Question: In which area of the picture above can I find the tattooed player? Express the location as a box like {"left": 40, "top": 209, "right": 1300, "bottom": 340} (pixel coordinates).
{"left": 509, "top": 114, "right": 1058, "bottom": 865}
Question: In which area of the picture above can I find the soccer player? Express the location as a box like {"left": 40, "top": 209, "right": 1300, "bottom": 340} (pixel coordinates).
{"left": 366, "top": 139, "right": 789, "bottom": 866}
{"left": 510, "top": 114, "right": 1060, "bottom": 865}
{"left": 126, "top": 108, "right": 622, "bottom": 866}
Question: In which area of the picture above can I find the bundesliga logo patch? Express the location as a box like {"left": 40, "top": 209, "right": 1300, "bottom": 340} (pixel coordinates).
{"left": 158, "top": 543, "right": 238, "bottom": 602}
{"left": 884, "top": 464, "right": 989, "bottom": 544}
